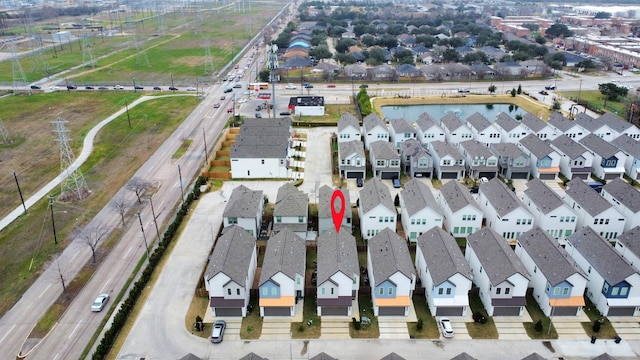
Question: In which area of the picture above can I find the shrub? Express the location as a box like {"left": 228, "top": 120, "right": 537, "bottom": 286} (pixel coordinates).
{"left": 593, "top": 320, "right": 601, "bottom": 333}
{"left": 472, "top": 312, "right": 487, "bottom": 324}
{"left": 534, "top": 319, "right": 543, "bottom": 332}
{"left": 298, "top": 323, "right": 305, "bottom": 332}
{"left": 416, "top": 318, "right": 424, "bottom": 331}
{"left": 352, "top": 317, "right": 361, "bottom": 330}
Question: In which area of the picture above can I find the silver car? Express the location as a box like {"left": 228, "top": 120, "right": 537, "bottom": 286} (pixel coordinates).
{"left": 91, "top": 294, "right": 109, "bottom": 312}
{"left": 439, "top": 317, "right": 454, "bottom": 338}
{"left": 210, "top": 320, "right": 226, "bottom": 343}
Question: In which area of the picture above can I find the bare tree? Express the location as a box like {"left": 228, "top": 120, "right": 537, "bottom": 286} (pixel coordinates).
{"left": 126, "top": 177, "right": 151, "bottom": 203}
{"left": 52, "top": 255, "right": 68, "bottom": 299}
{"left": 110, "top": 194, "right": 128, "bottom": 227}
{"left": 73, "top": 223, "right": 108, "bottom": 264}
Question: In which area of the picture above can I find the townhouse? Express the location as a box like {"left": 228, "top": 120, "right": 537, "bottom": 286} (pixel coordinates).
{"left": 318, "top": 185, "right": 351, "bottom": 235}
{"left": 494, "top": 112, "right": 529, "bottom": 143}
{"left": 358, "top": 178, "right": 397, "bottom": 241}
{"left": 363, "top": 113, "right": 389, "bottom": 150}
{"left": 549, "top": 135, "right": 594, "bottom": 180}
{"left": 337, "top": 112, "right": 361, "bottom": 143}
{"left": 440, "top": 113, "right": 473, "bottom": 147}
{"left": 522, "top": 178, "right": 577, "bottom": 243}
{"left": 574, "top": 113, "right": 619, "bottom": 142}
{"left": 490, "top": 142, "right": 531, "bottom": 179}
{"left": 601, "top": 178, "right": 640, "bottom": 232}
{"left": 478, "top": 178, "right": 535, "bottom": 244}
{"left": 273, "top": 183, "right": 309, "bottom": 239}
{"left": 517, "top": 134, "right": 561, "bottom": 180}
{"left": 579, "top": 134, "right": 627, "bottom": 180}
{"left": 612, "top": 134, "right": 640, "bottom": 180}
{"left": 415, "top": 112, "right": 445, "bottom": 146}
{"left": 222, "top": 185, "right": 264, "bottom": 237}
{"left": 369, "top": 140, "right": 401, "bottom": 180}
{"left": 521, "top": 112, "right": 557, "bottom": 140}
{"left": 388, "top": 118, "right": 417, "bottom": 149}
{"left": 437, "top": 180, "right": 483, "bottom": 238}
{"left": 399, "top": 138, "right": 433, "bottom": 178}
{"left": 465, "top": 112, "right": 501, "bottom": 144}
{"left": 547, "top": 112, "right": 588, "bottom": 141}
{"left": 459, "top": 139, "right": 498, "bottom": 179}
{"left": 399, "top": 179, "right": 443, "bottom": 242}
{"left": 430, "top": 140, "right": 465, "bottom": 180}
{"left": 317, "top": 230, "right": 359, "bottom": 316}
{"left": 615, "top": 226, "right": 640, "bottom": 272}
{"left": 601, "top": 112, "right": 640, "bottom": 140}
{"left": 338, "top": 140, "right": 366, "bottom": 180}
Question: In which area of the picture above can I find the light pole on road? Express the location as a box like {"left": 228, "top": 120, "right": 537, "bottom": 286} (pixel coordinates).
{"left": 136, "top": 212, "right": 150, "bottom": 259}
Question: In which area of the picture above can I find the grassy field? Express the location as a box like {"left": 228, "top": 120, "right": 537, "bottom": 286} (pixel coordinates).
{"left": 558, "top": 90, "right": 630, "bottom": 119}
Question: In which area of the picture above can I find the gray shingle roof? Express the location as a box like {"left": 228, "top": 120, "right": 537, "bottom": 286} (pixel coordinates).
{"left": 548, "top": 112, "right": 575, "bottom": 132}
{"left": 339, "top": 140, "right": 365, "bottom": 160}
{"left": 466, "top": 112, "right": 491, "bottom": 132}
{"left": 318, "top": 185, "right": 350, "bottom": 218}
{"left": 612, "top": 134, "right": 640, "bottom": 159}
{"left": 230, "top": 135, "right": 290, "bottom": 158}
{"left": 524, "top": 178, "right": 565, "bottom": 214}
{"left": 440, "top": 113, "right": 465, "bottom": 132}
{"left": 389, "top": 118, "right": 416, "bottom": 134}
{"left": 317, "top": 230, "right": 358, "bottom": 285}
{"left": 223, "top": 185, "right": 263, "bottom": 218}
{"left": 564, "top": 179, "right": 613, "bottom": 216}
{"left": 519, "top": 134, "right": 554, "bottom": 158}
{"left": 579, "top": 134, "right": 620, "bottom": 158}
{"left": 204, "top": 226, "right": 255, "bottom": 284}
{"left": 360, "top": 177, "right": 395, "bottom": 214}
{"left": 310, "top": 353, "right": 337, "bottom": 360}
{"left": 381, "top": 353, "right": 407, "bottom": 360}
{"left": 337, "top": 112, "right": 360, "bottom": 132}
{"left": 521, "top": 112, "right": 548, "bottom": 133}
{"left": 259, "top": 228, "right": 306, "bottom": 285}
{"left": 616, "top": 226, "right": 640, "bottom": 259}
{"left": 371, "top": 140, "right": 400, "bottom": 160}
{"left": 274, "top": 183, "right": 308, "bottom": 217}
{"left": 520, "top": 353, "right": 546, "bottom": 360}
{"left": 417, "top": 227, "right": 472, "bottom": 286}
{"left": 400, "top": 179, "right": 439, "bottom": 217}
{"left": 401, "top": 138, "right": 429, "bottom": 158}
{"left": 363, "top": 113, "right": 386, "bottom": 133}
{"left": 574, "top": 112, "right": 603, "bottom": 132}
{"left": 494, "top": 112, "right": 519, "bottom": 132}
{"left": 467, "top": 228, "right": 530, "bottom": 285}
{"left": 567, "top": 226, "right": 636, "bottom": 285}
{"left": 600, "top": 112, "right": 634, "bottom": 133}
{"left": 460, "top": 139, "right": 494, "bottom": 158}
{"left": 439, "top": 180, "right": 481, "bottom": 213}
{"left": 369, "top": 228, "right": 415, "bottom": 286}
{"left": 603, "top": 178, "right": 640, "bottom": 213}
{"left": 550, "top": 135, "right": 589, "bottom": 159}
{"left": 451, "top": 353, "right": 478, "bottom": 360}
{"left": 491, "top": 142, "right": 526, "bottom": 159}
{"left": 239, "top": 352, "right": 268, "bottom": 360}
{"left": 430, "top": 140, "right": 464, "bottom": 160}
{"left": 480, "top": 178, "right": 529, "bottom": 217}
{"left": 517, "top": 227, "right": 585, "bottom": 286}
{"left": 416, "top": 112, "right": 437, "bottom": 131}
{"left": 591, "top": 354, "right": 617, "bottom": 360}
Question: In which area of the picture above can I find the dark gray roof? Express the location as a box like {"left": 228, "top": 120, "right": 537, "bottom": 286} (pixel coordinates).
{"left": 614, "top": 226, "right": 640, "bottom": 260}
{"left": 310, "top": 352, "right": 337, "bottom": 360}
{"left": 567, "top": 226, "right": 636, "bottom": 286}
{"left": 591, "top": 353, "right": 617, "bottom": 360}
{"left": 603, "top": 178, "right": 640, "bottom": 213}
{"left": 180, "top": 353, "right": 202, "bottom": 360}
{"left": 360, "top": 177, "right": 395, "bottom": 214}
{"left": 460, "top": 139, "right": 494, "bottom": 159}
{"left": 524, "top": 178, "right": 565, "bottom": 214}
{"left": 230, "top": 135, "right": 290, "bottom": 158}
{"left": 451, "top": 353, "right": 478, "bottom": 360}
{"left": 259, "top": 228, "right": 306, "bottom": 285}
{"left": 550, "top": 135, "right": 589, "bottom": 159}
{"left": 339, "top": 140, "right": 365, "bottom": 160}
{"left": 467, "top": 228, "right": 530, "bottom": 285}
{"left": 466, "top": 112, "right": 492, "bottom": 132}
{"left": 371, "top": 140, "right": 400, "bottom": 160}
{"left": 239, "top": 353, "right": 268, "bottom": 360}
{"left": 204, "top": 226, "right": 256, "bottom": 284}
{"left": 480, "top": 178, "right": 529, "bottom": 217}
{"left": 518, "top": 227, "right": 585, "bottom": 286}
{"left": 494, "top": 112, "right": 519, "bottom": 132}
{"left": 612, "top": 134, "right": 640, "bottom": 159}
{"left": 274, "top": 183, "right": 308, "bottom": 217}
{"left": 389, "top": 118, "right": 416, "bottom": 134}
{"left": 243, "top": 117, "right": 292, "bottom": 128}
{"left": 440, "top": 113, "right": 465, "bottom": 132}
{"left": 401, "top": 138, "right": 429, "bottom": 159}
{"left": 564, "top": 178, "right": 613, "bottom": 216}
{"left": 416, "top": 112, "right": 438, "bottom": 131}
{"left": 575, "top": 112, "right": 605, "bottom": 132}
{"left": 369, "top": 228, "right": 415, "bottom": 286}
{"left": 317, "top": 230, "right": 358, "bottom": 285}
{"left": 519, "top": 134, "right": 554, "bottom": 158}
{"left": 417, "top": 227, "right": 472, "bottom": 285}
{"left": 363, "top": 113, "right": 386, "bottom": 133}
{"left": 579, "top": 134, "right": 621, "bottom": 159}
{"left": 223, "top": 185, "right": 263, "bottom": 218}
{"left": 381, "top": 353, "right": 407, "bottom": 360}
{"left": 491, "top": 142, "right": 526, "bottom": 159}
{"left": 521, "top": 112, "right": 548, "bottom": 133}
{"left": 318, "top": 185, "right": 350, "bottom": 219}
{"left": 520, "top": 353, "right": 546, "bottom": 360}
{"left": 430, "top": 140, "right": 464, "bottom": 160}
{"left": 548, "top": 112, "right": 576, "bottom": 132}
{"left": 600, "top": 112, "right": 634, "bottom": 133}
{"left": 400, "top": 179, "right": 439, "bottom": 217}
{"left": 439, "top": 180, "right": 481, "bottom": 213}
{"left": 338, "top": 112, "right": 360, "bottom": 132}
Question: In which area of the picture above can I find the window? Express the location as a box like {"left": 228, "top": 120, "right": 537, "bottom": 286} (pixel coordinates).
{"left": 237, "top": 289, "right": 240, "bottom": 295}
{"left": 554, "top": 287, "right": 561, "bottom": 295}
{"left": 388, "top": 287, "right": 393, "bottom": 295}
{"left": 455, "top": 159, "right": 464, "bottom": 165}
{"left": 443, "top": 159, "right": 451, "bottom": 165}
{"left": 505, "top": 288, "right": 510, "bottom": 295}
{"left": 262, "top": 288, "right": 268, "bottom": 296}
{"left": 228, "top": 217, "right": 238, "bottom": 224}
{"left": 228, "top": 288, "right": 232, "bottom": 295}
{"left": 331, "top": 288, "right": 334, "bottom": 295}
{"left": 563, "top": 288, "right": 569, "bottom": 295}
{"left": 276, "top": 216, "right": 282, "bottom": 223}
{"left": 438, "top": 288, "right": 444, "bottom": 295}
{"left": 612, "top": 287, "right": 619, "bottom": 296}
{"left": 271, "top": 287, "right": 277, "bottom": 296}
{"left": 603, "top": 283, "right": 609, "bottom": 293}
{"left": 453, "top": 227, "right": 459, "bottom": 234}
{"left": 390, "top": 160, "right": 399, "bottom": 167}
{"left": 533, "top": 266, "right": 537, "bottom": 273}
{"left": 376, "top": 160, "right": 385, "bottom": 166}
{"left": 298, "top": 216, "right": 304, "bottom": 223}
{"left": 297, "top": 277, "right": 301, "bottom": 284}
{"left": 446, "top": 288, "right": 452, "bottom": 295}
{"left": 379, "top": 288, "right": 384, "bottom": 295}
{"left": 621, "top": 287, "right": 629, "bottom": 296}
{"left": 411, "top": 219, "right": 416, "bottom": 225}
{"left": 261, "top": 159, "right": 265, "bottom": 164}
{"left": 322, "top": 288, "right": 325, "bottom": 295}
{"left": 496, "top": 288, "right": 501, "bottom": 294}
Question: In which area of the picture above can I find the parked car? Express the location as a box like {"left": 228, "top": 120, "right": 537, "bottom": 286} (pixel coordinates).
{"left": 303, "top": 82, "right": 313, "bottom": 88}
{"left": 233, "top": 84, "right": 242, "bottom": 89}
{"left": 210, "top": 320, "right": 226, "bottom": 343}
{"left": 457, "top": 88, "right": 470, "bottom": 93}
{"left": 255, "top": 105, "right": 262, "bottom": 111}
{"left": 255, "top": 112, "right": 262, "bottom": 118}
{"left": 393, "top": 179, "right": 401, "bottom": 188}
{"left": 439, "top": 317, "right": 454, "bottom": 338}
{"left": 48, "top": 85, "right": 59, "bottom": 90}
{"left": 285, "top": 83, "right": 296, "bottom": 90}
{"left": 220, "top": 95, "right": 226, "bottom": 100}
{"left": 545, "top": 85, "right": 556, "bottom": 90}
{"left": 153, "top": 86, "right": 162, "bottom": 90}
{"left": 169, "top": 86, "right": 179, "bottom": 91}
{"left": 469, "top": 186, "right": 479, "bottom": 194}
{"left": 114, "top": 85, "right": 124, "bottom": 90}
{"left": 227, "top": 108, "right": 233, "bottom": 113}
{"left": 30, "top": 85, "right": 41, "bottom": 89}
{"left": 479, "top": 177, "right": 489, "bottom": 183}
{"left": 356, "top": 178, "right": 364, "bottom": 187}
{"left": 539, "top": 90, "right": 548, "bottom": 95}
{"left": 98, "top": 86, "right": 108, "bottom": 90}
{"left": 91, "top": 294, "right": 109, "bottom": 312}
{"left": 327, "top": 84, "right": 336, "bottom": 88}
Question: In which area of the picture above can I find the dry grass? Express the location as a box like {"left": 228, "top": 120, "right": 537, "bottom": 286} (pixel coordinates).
{"left": 407, "top": 296, "right": 439, "bottom": 339}
{"left": 291, "top": 296, "right": 321, "bottom": 339}
{"left": 349, "top": 295, "right": 379, "bottom": 338}
{"left": 240, "top": 297, "right": 263, "bottom": 339}
{"left": 185, "top": 295, "right": 212, "bottom": 339}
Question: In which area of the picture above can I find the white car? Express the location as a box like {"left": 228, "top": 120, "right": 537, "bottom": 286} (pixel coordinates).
{"left": 286, "top": 84, "right": 296, "bottom": 90}
{"left": 186, "top": 87, "right": 196, "bottom": 91}
{"left": 114, "top": 85, "right": 124, "bottom": 90}
{"left": 439, "top": 317, "right": 454, "bottom": 338}
{"left": 91, "top": 294, "right": 110, "bottom": 312}
{"left": 237, "top": 98, "right": 247, "bottom": 104}
{"left": 48, "top": 85, "right": 60, "bottom": 90}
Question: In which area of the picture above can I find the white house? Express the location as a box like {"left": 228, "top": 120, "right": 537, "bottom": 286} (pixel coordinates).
{"left": 337, "top": 112, "right": 361, "bottom": 143}
{"left": 574, "top": 112, "right": 619, "bottom": 142}
{"left": 399, "top": 179, "right": 443, "bottom": 242}
{"left": 579, "top": 134, "right": 627, "bottom": 180}
{"left": 258, "top": 228, "right": 306, "bottom": 317}
{"left": 490, "top": 142, "right": 531, "bottom": 180}
{"left": 358, "top": 178, "right": 396, "bottom": 241}
{"left": 465, "top": 112, "right": 501, "bottom": 144}
{"left": 318, "top": 185, "right": 351, "bottom": 235}
{"left": 440, "top": 113, "right": 473, "bottom": 147}
{"left": 517, "top": 134, "right": 561, "bottom": 180}
{"left": 437, "top": 181, "right": 483, "bottom": 238}
{"left": 430, "top": 140, "right": 465, "bottom": 180}
{"left": 400, "top": 138, "right": 433, "bottom": 178}
{"left": 601, "top": 178, "right": 640, "bottom": 232}
{"left": 273, "top": 183, "right": 309, "bottom": 239}
{"left": 562, "top": 179, "right": 626, "bottom": 241}
{"left": 614, "top": 226, "right": 640, "bottom": 272}
{"left": 363, "top": 113, "right": 389, "bottom": 150}
{"left": 368, "top": 228, "right": 416, "bottom": 316}
{"left": 601, "top": 112, "right": 640, "bottom": 140}
{"left": 612, "top": 134, "right": 640, "bottom": 180}
{"left": 204, "top": 226, "right": 257, "bottom": 317}
{"left": 521, "top": 112, "right": 557, "bottom": 140}
{"left": 388, "top": 118, "right": 417, "bottom": 149}
{"left": 416, "top": 227, "right": 473, "bottom": 316}
{"left": 547, "top": 112, "right": 588, "bottom": 141}
{"left": 549, "top": 135, "right": 594, "bottom": 180}
{"left": 494, "top": 112, "right": 529, "bottom": 143}
{"left": 459, "top": 139, "right": 499, "bottom": 179}
{"left": 370, "top": 140, "right": 401, "bottom": 179}
{"left": 478, "top": 178, "right": 535, "bottom": 244}
{"left": 465, "top": 228, "right": 530, "bottom": 316}
{"left": 522, "top": 178, "right": 577, "bottom": 243}
{"left": 338, "top": 140, "right": 366, "bottom": 180}
{"left": 515, "top": 227, "right": 587, "bottom": 316}
{"left": 415, "top": 112, "right": 445, "bottom": 146}
{"left": 317, "top": 230, "right": 359, "bottom": 316}
{"left": 565, "top": 227, "right": 640, "bottom": 316}
{"left": 222, "top": 185, "right": 264, "bottom": 238}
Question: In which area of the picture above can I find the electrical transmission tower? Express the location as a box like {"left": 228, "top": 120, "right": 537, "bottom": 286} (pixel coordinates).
{"left": 193, "top": 10, "right": 202, "bottom": 34}
{"left": 156, "top": 0, "right": 165, "bottom": 37}
{"left": 52, "top": 118, "right": 89, "bottom": 201}
{"left": 0, "top": 119, "right": 12, "bottom": 145}
{"left": 134, "top": 29, "right": 150, "bottom": 67}
{"left": 82, "top": 27, "right": 96, "bottom": 68}
{"left": 11, "top": 44, "right": 29, "bottom": 92}
{"left": 204, "top": 38, "right": 214, "bottom": 75}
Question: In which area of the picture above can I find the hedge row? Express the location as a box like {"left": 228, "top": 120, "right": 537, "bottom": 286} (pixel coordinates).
{"left": 356, "top": 88, "right": 372, "bottom": 116}
{"left": 92, "top": 176, "right": 207, "bottom": 359}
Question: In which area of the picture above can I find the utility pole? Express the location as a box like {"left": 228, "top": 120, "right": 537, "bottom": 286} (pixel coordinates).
{"left": 133, "top": 76, "right": 137, "bottom": 93}
{"left": 202, "top": 128, "right": 208, "bottom": 162}
{"left": 178, "top": 164, "right": 184, "bottom": 204}
{"left": 267, "top": 43, "right": 278, "bottom": 118}
{"left": 125, "top": 98, "right": 131, "bottom": 128}
{"left": 149, "top": 195, "right": 161, "bottom": 244}
{"left": 14, "top": 172, "right": 26, "bottom": 213}
{"left": 136, "top": 212, "right": 150, "bottom": 258}
{"left": 49, "top": 195, "right": 58, "bottom": 244}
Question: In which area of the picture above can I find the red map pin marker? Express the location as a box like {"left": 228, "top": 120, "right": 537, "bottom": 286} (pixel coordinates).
{"left": 331, "top": 189, "right": 346, "bottom": 233}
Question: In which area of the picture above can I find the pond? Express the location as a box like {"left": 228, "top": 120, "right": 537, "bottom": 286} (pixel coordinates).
{"left": 380, "top": 103, "right": 528, "bottom": 122}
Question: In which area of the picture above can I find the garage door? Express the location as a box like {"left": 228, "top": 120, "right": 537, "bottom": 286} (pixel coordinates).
{"left": 215, "top": 307, "right": 242, "bottom": 316}
{"left": 263, "top": 306, "right": 291, "bottom": 316}
{"left": 441, "top": 172, "right": 458, "bottom": 179}
{"left": 572, "top": 173, "right": 589, "bottom": 180}
{"left": 346, "top": 171, "right": 363, "bottom": 179}
{"left": 378, "top": 306, "right": 405, "bottom": 316}
{"left": 493, "top": 306, "right": 521, "bottom": 316}
{"left": 380, "top": 172, "right": 397, "bottom": 180}
{"left": 322, "top": 306, "right": 349, "bottom": 316}
{"left": 511, "top": 172, "right": 528, "bottom": 179}
{"left": 539, "top": 173, "right": 556, "bottom": 180}
{"left": 608, "top": 307, "right": 636, "bottom": 316}
{"left": 605, "top": 173, "right": 621, "bottom": 180}
{"left": 479, "top": 172, "right": 495, "bottom": 179}
{"left": 553, "top": 306, "right": 579, "bottom": 316}
{"left": 414, "top": 172, "right": 431, "bottom": 178}
{"left": 436, "top": 306, "right": 464, "bottom": 317}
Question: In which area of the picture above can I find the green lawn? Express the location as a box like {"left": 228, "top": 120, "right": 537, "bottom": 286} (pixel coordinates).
{"left": 407, "top": 296, "right": 439, "bottom": 338}
{"left": 466, "top": 292, "right": 499, "bottom": 339}
{"left": 240, "top": 297, "right": 263, "bottom": 339}
{"left": 350, "top": 295, "right": 379, "bottom": 338}
{"left": 523, "top": 294, "right": 557, "bottom": 339}
{"left": 581, "top": 297, "right": 618, "bottom": 339}
{"left": 558, "top": 90, "right": 630, "bottom": 119}
{"left": 291, "top": 296, "right": 321, "bottom": 339}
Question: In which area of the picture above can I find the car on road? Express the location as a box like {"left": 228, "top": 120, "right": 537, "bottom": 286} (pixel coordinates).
{"left": 98, "top": 86, "right": 108, "bottom": 90}
{"left": 169, "top": 86, "right": 179, "bottom": 91}
{"left": 545, "top": 85, "right": 556, "bottom": 90}
{"left": 220, "top": 95, "right": 226, "bottom": 100}
{"left": 30, "top": 85, "right": 41, "bottom": 89}
{"left": 186, "top": 87, "right": 196, "bottom": 91}
{"left": 85, "top": 86, "right": 94, "bottom": 90}
{"left": 234, "top": 64, "right": 239, "bottom": 69}
{"left": 255, "top": 112, "right": 262, "bottom": 118}
{"left": 134, "top": 85, "right": 144, "bottom": 90}
{"left": 227, "top": 108, "right": 233, "bottom": 113}
{"left": 356, "top": 178, "right": 363, "bottom": 187}
{"left": 393, "top": 179, "right": 401, "bottom": 188}
{"left": 439, "top": 317, "right": 454, "bottom": 338}
{"left": 457, "top": 88, "right": 470, "bottom": 93}
{"left": 114, "top": 85, "right": 124, "bottom": 90}
{"left": 303, "top": 83, "right": 313, "bottom": 89}
{"left": 213, "top": 103, "right": 220, "bottom": 108}
{"left": 153, "top": 86, "right": 161, "bottom": 91}
{"left": 237, "top": 98, "right": 247, "bottom": 104}
{"left": 48, "top": 85, "right": 60, "bottom": 90}
{"left": 210, "top": 320, "right": 226, "bottom": 343}
{"left": 91, "top": 294, "right": 109, "bottom": 312}
{"left": 67, "top": 85, "right": 77, "bottom": 90}
{"left": 539, "top": 90, "right": 548, "bottom": 95}
{"left": 285, "top": 83, "right": 296, "bottom": 90}
{"left": 223, "top": 88, "right": 233, "bottom": 93}
{"left": 233, "top": 84, "right": 242, "bottom": 89}
{"left": 327, "top": 84, "right": 336, "bottom": 88}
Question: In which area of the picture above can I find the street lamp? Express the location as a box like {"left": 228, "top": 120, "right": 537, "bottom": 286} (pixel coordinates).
{"left": 136, "top": 212, "right": 150, "bottom": 259}
{"left": 132, "top": 76, "right": 137, "bottom": 93}
{"left": 170, "top": 73, "right": 175, "bottom": 91}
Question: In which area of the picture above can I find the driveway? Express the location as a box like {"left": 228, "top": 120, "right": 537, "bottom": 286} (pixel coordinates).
{"left": 296, "top": 127, "right": 336, "bottom": 201}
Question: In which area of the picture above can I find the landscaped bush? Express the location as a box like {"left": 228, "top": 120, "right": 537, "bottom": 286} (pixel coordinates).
{"left": 472, "top": 312, "right": 487, "bottom": 324}
{"left": 593, "top": 320, "right": 601, "bottom": 333}
{"left": 534, "top": 319, "right": 543, "bottom": 332}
